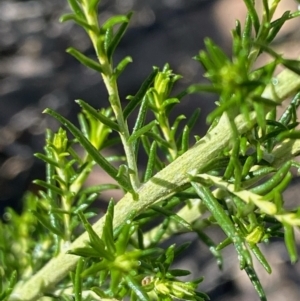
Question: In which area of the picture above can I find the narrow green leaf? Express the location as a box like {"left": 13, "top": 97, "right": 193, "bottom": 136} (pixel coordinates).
{"left": 37, "top": 190, "right": 56, "bottom": 207}
{"left": 124, "top": 67, "right": 158, "bottom": 119}
{"left": 250, "top": 245, "right": 272, "bottom": 274}
{"left": 216, "top": 237, "right": 232, "bottom": 251}
{"left": 102, "top": 15, "right": 129, "bottom": 30}
{"left": 67, "top": 247, "right": 102, "bottom": 258}
{"left": 140, "top": 135, "right": 151, "bottom": 155}
{"left": 191, "top": 182, "right": 252, "bottom": 269}
{"left": 75, "top": 99, "right": 119, "bottom": 132}
{"left": 33, "top": 180, "right": 64, "bottom": 196}
{"left": 114, "top": 56, "right": 133, "bottom": 78}
{"left": 277, "top": 130, "right": 300, "bottom": 141}
{"left": 77, "top": 113, "right": 90, "bottom": 139}
{"left": 167, "top": 269, "right": 191, "bottom": 277}
{"left": 258, "top": 43, "right": 300, "bottom": 76}
{"left": 104, "top": 27, "right": 113, "bottom": 52}
{"left": 194, "top": 50, "right": 214, "bottom": 71}
{"left": 162, "top": 98, "right": 180, "bottom": 109}
{"left": 284, "top": 224, "right": 298, "bottom": 263}
{"left": 195, "top": 229, "right": 223, "bottom": 270}
{"left": 164, "top": 244, "right": 176, "bottom": 270}
{"left": 251, "top": 161, "right": 291, "bottom": 195}
{"left": 242, "top": 156, "right": 255, "bottom": 178}
{"left": 81, "top": 261, "right": 109, "bottom": 278}
{"left": 145, "top": 131, "right": 171, "bottom": 149}
{"left": 252, "top": 95, "right": 278, "bottom": 107}
{"left": 107, "top": 11, "right": 133, "bottom": 60}
{"left": 266, "top": 119, "right": 288, "bottom": 129}
{"left": 290, "top": 10, "right": 300, "bottom": 18}
{"left": 239, "top": 136, "right": 248, "bottom": 156}
{"left": 143, "top": 141, "right": 157, "bottom": 182}
{"left": 146, "top": 89, "right": 158, "bottom": 112}
{"left": 60, "top": 14, "right": 96, "bottom": 32}
{"left": 109, "top": 269, "right": 123, "bottom": 295}
{"left": 279, "top": 92, "right": 300, "bottom": 126}
{"left": 138, "top": 248, "right": 163, "bottom": 259}
{"left": 261, "top": 128, "right": 288, "bottom": 144}
{"left": 185, "top": 108, "right": 200, "bottom": 131}
{"left": 101, "top": 200, "right": 116, "bottom": 254}
{"left": 180, "top": 125, "right": 190, "bottom": 154}
{"left": 176, "top": 109, "right": 200, "bottom": 148}
{"left": 242, "top": 166, "right": 275, "bottom": 189}
{"left": 174, "top": 242, "right": 191, "bottom": 257}
{"left": 267, "top": 11, "right": 290, "bottom": 43}
{"left": 132, "top": 95, "right": 149, "bottom": 155}
{"left": 34, "top": 153, "right": 59, "bottom": 167}
{"left": 124, "top": 274, "right": 150, "bottom": 301}
{"left": 244, "top": 266, "right": 266, "bottom": 301}
{"left": 113, "top": 209, "right": 137, "bottom": 239}
{"left": 44, "top": 108, "right": 131, "bottom": 191}
{"left": 45, "top": 130, "right": 59, "bottom": 200}
{"left": 262, "top": 0, "right": 270, "bottom": 22}
{"left": 65, "top": 159, "right": 77, "bottom": 172}
{"left": 81, "top": 183, "right": 119, "bottom": 194}
{"left": 242, "top": 13, "right": 252, "bottom": 52}
{"left": 72, "top": 203, "right": 89, "bottom": 214}
{"left": 232, "top": 28, "right": 242, "bottom": 57}
{"left": 78, "top": 211, "right": 113, "bottom": 260}
{"left": 116, "top": 164, "right": 128, "bottom": 179}
{"left": 243, "top": 0, "right": 260, "bottom": 34}
{"left": 256, "top": 141, "right": 264, "bottom": 162}
{"left": 32, "top": 211, "right": 65, "bottom": 237}
{"left": 88, "top": 0, "right": 100, "bottom": 12}
{"left": 171, "top": 115, "right": 186, "bottom": 140}
{"left": 151, "top": 205, "right": 192, "bottom": 231}
{"left": 235, "top": 19, "right": 242, "bottom": 37}
{"left": 100, "top": 136, "right": 122, "bottom": 149}
{"left": 187, "top": 84, "right": 221, "bottom": 94}
{"left": 204, "top": 38, "right": 229, "bottom": 69}
{"left": 254, "top": 102, "right": 267, "bottom": 133}
{"left": 232, "top": 141, "right": 243, "bottom": 190}
{"left": 91, "top": 287, "right": 106, "bottom": 298}
{"left": 115, "top": 222, "right": 132, "bottom": 255}
{"left": 145, "top": 218, "right": 170, "bottom": 246}
{"left": 128, "top": 120, "right": 158, "bottom": 143}
{"left": 223, "top": 157, "right": 234, "bottom": 180}
{"left": 74, "top": 258, "right": 84, "bottom": 301}
{"left": 67, "top": 0, "right": 85, "bottom": 19}
{"left": 66, "top": 47, "right": 103, "bottom": 73}
{"left": 195, "top": 291, "right": 210, "bottom": 301}
{"left": 270, "top": 172, "right": 292, "bottom": 196}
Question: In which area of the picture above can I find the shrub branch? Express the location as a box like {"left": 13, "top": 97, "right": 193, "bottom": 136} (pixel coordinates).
{"left": 9, "top": 66, "right": 300, "bottom": 301}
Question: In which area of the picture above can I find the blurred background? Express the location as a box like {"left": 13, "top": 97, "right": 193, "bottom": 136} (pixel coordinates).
{"left": 1, "top": 0, "right": 300, "bottom": 300}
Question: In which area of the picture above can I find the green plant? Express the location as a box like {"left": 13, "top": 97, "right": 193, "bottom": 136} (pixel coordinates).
{"left": 2, "top": 0, "right": 300, "bottom": 300}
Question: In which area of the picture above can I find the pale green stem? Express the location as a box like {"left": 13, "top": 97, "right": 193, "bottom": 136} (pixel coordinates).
{"left": 158, "top": 113, "right": 178, "bottom": 160}
{"left": 54, "top": 160, "right": 72, "bottom": 242}
{"left": 81, "top": 1, "right": 140, "bottom": 190}
{"left": 9, "top": 67, "right": 300, "bottom": 301}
